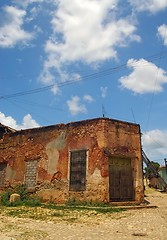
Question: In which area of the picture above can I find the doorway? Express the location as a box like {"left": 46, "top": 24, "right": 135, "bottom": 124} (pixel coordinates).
{"left": 109, "top": 157, "right": 134, "bottom": 201}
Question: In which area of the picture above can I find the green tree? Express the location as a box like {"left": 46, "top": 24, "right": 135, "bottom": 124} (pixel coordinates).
{"left": 144, "top": 161, "right": 160, "bottom": 179}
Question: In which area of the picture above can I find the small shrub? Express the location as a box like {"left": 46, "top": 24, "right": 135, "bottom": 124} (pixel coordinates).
{"left": 0, "top": 188, "right": 13, "bottom": 206}
{"left": 15, "top": 184, "right": 29, "bottom": 201}
{"left": 0, "top": 185, "right": 41, "bottom": 207}
{"left": 23, "top": 196, "right": 42, "bottom": 207}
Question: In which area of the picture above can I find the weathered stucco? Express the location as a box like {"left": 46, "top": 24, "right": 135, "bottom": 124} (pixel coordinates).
{"left": 0, "top": 118, "right": 144, "bottom": 204}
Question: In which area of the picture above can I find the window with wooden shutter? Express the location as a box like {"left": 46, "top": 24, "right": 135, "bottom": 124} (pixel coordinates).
{"left": 69, "top": 150, "right": 87, "bottom": 191}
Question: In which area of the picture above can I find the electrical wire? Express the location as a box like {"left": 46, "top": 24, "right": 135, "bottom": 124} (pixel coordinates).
{"left": 144, "top": 31, "right": 167, "bottom": 132}
{"left": 8, "top": 98, "right": 64, "bottom": 112}
{"left": 0, "top": 49, "right": 167, "bottom": 81}
{"left": 141, "top": 28, "right": 167, "bottom": 165}
{"left": 4, "top": 98, "right": 53, "bottom": 125}
{"left": 1, "top": 50, "right": 167, "bottom": 101}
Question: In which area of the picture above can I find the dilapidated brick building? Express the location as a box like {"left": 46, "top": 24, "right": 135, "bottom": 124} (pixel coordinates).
{"left": 0, "top": 118, "right": 144, "bottom": 203}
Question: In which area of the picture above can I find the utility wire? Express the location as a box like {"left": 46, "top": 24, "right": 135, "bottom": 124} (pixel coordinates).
{"left": 142, "top": 29, "right": 167, "bottom": 166}
{"left": 1, "top": 50, "right": 167, "bottom": 101}
{"left": 4, "top": 98, "right": 53, "bottom": 125}
{"left": 8, "top": 98, "right": 64, "bottom": 112}
{"left": 0, "top": 51, "right": 167, "bottom": 100}
{"left": 0, "top": 85, "right": 54, "bottom": 100}
{"left": 0, "top": 49, "right": 167, "bottom": 81}
{"left": 144, "top": 31, "right": 167, "bottom": 132}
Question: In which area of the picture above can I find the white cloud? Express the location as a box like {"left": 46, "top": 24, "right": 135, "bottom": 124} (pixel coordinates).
{"left": 142, "top": 129, "right": 167, "bottom": 164}
{"left": 51, "top": 84, "right": 60, "bottom": 95}
{"left": 26, "top": 6, "right": 42, "bottom": 22}
{"left": 129, "top": 0, "right": 167, "bottom": 13}
{"left": 40, "top": 0, "right": 140, "bottom": 86}
{"left": 119, "top": 58, "right": 167, "bottom": 94}
{"left": 157, "top": 24, "right": 167, "bottom": 46}
{"left": 100, "top": 86, "right": 108, "bottom": 98}
{"left": 0, "top": 6, "right": 34, "bottom": 48}
{"left": 0, "top": 112, "right": 39, "bottom": 130}
{"left": 67, "top": 96, "right": 87, "bottom": 115}
{"left": 0, "top": 112, "right": 18, "bottom": 129}
{"left": 20, "top": 114, "right": 40, "bottom": 129}
{"left": 39, "top": 59, "right": 82, "bottom": 89}
{"left": 83, "top": 95, "right": 94, "bottom": 102}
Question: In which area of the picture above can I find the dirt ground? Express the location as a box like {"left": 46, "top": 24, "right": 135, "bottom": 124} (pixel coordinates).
{"left": 0, "top": 187, "right": 167, "bottom": 240}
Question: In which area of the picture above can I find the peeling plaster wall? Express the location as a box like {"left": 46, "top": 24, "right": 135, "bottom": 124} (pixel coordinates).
{"left": 46, "top": 132, "right": 67, "bottom": 173}
{"left": 0, "top": 118, "right": 144, "bottom": 203}
{"left": 104, "top": 120, "right": 143, "bottom": 202}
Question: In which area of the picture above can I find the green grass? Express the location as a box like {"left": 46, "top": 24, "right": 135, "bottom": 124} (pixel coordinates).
{"left": 7, "top": 209, "right": 29, "bottom": 217}
{"left": 0, "top": 203, "right": 125, "bottom": 224}
{"left": 0, "top": 186, "right": 125, "bottom": 223}
{"left": 42, "top": 203, "right": 124, "bottom": 214}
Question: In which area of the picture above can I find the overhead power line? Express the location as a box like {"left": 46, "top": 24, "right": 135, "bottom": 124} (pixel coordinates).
{"left": 0, "top": 85, "right": 54, "bottom": 100}
{"left": 144, "top": 30, "right": 167, "bottom": 132}
{"left": 0, "top": 49, "right": 166, "bottom": 81}
{"left": 1, "top": 50, "right": 167, "bottom": 100}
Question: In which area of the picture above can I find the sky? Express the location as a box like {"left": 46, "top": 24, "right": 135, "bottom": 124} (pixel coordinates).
{"left": 0, "top": 0, "right": 167, "bottom": 165}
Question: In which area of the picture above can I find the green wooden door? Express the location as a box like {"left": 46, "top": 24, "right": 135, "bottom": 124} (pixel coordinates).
{"left": 109, "top": 157, "right": 134, "bottom": 201}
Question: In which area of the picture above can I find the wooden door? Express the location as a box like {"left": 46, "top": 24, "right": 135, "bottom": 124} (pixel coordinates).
{"left": 109, "top": 157, "right": 134, "bottom": 201}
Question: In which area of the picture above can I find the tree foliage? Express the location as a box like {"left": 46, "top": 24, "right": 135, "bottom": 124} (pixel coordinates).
{"left": 144, "top": 161, "right": 160, "bottom": 179}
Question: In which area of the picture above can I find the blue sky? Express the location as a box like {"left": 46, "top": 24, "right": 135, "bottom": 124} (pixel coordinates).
{"left": 0, "top": 0, "right": 167, "bottom": 164}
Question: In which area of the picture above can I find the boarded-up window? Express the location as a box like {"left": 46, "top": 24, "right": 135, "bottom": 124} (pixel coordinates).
{"left": 0, "top": 163, "right": 7, "bottom": 187}
{"left": 25, "top": 160, "right": 38, "bottom": 188}
{"left": 69, "top": 150, "right": 87, "bottom": 191}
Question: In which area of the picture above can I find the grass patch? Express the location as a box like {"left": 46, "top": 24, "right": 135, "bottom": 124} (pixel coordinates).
{"left": 42, "top": 202, "right": 124, "bottom": 214}
{"left": 7, "top": 209, "right": 29, "bottom": 217}
{"left": 0, "top": 203, "right": 125, "bottom": 224}
{"left": 0, "top": 188, "right": 125, "bottom": 223}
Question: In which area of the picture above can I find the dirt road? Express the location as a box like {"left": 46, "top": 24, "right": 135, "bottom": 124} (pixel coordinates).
{"left": 0, "top": 188, "right": 167, "bottom": 240}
